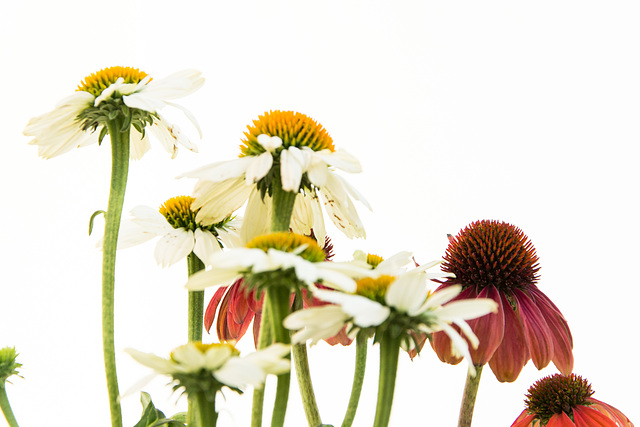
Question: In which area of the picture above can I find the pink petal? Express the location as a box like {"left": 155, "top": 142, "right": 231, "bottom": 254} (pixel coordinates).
{"left": 466, "top": 285, "right": 504, "bottom": 365}
{"left": 529, "top": 287, "right": 574, "bottom": 375}
{"left": 573, "top": 406, "right": 619, "bottom": 427}
{"left": 488, "top": 292, "right": 529, "bottom": 382}
{"left": 513, "top": 288, "right": 554, "bottom": 370}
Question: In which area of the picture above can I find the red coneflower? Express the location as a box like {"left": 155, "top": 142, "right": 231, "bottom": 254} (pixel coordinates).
{"left": 430, "top": 219, "right": 574, "bottom": 382}
{"left": 511, "top": 374, "right": 634, "bottom": 426}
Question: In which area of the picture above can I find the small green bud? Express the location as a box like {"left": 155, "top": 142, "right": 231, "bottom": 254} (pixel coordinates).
{"left": 0, "top": 347, "right": 21, "bottom": 385}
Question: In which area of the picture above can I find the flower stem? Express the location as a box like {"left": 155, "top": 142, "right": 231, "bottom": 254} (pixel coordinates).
{"left": 102, "top": 118, "right": 130, "bottom": 427}
{"left": 187, "top": 253, "right": 206, "bottom": 342}
{"left": 187, "top": 252, "right": 206, "bottom": 426}
{"left": 372, "top": 330, "right": 401, "bottom": 427}
{"left": 457, "top": 365, "right": 483, "bottom": 427}
{"left": 251, "top": 298, "right": 273, "bottom": 427}
{"left": 341, "top": 332, "right": 368, "bottom": 427}
{"left": 291, "top": 297, "right": 322, "bottom": 427}
{"left": 267, "top": 286, "right": 292, "bottom": 427}
{"left": 270, "top": 172, "right": 297, "bottom": 233}
{"left": 0, "top": 386, "right": 19, "bottom": 427}
{"left": 194, "top": 390, "right": 218, "bottom": 427}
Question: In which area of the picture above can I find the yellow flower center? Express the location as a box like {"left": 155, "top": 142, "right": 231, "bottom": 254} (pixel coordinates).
{"left": 246, "top": 232, "right": 326, "bottom": 263}
{"left": 159, "top": 195, "right": 235, "bottom": 237}
{"left": 193, "top": 342, "right": 239, "bottom": 355}
{"left": 239, "top": 110, "right": 335, "bottom": 157}
{"left": 77, "top": 66, "right": 149, "bottom": 97}
{"left": 356, "top": 275, "right": 396, "bottom": 303}
{"left": 366, "top": 253, "right": 384, "bottom": 268}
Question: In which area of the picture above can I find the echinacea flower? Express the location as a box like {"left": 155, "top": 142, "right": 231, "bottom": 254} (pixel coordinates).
{"left": 511, "top": 374, "right": 634, "bottom": 427}
{"left": 24, "top": 66, "right": 204, "bottom": 159}
{"left": 284, "top": 256, "right": 498, "bottom": 374}
{"left": 430, "top": 220, "right": 574, "bottom": 382}
{"left": 186, "top": 232, "right": 370, "bottom": 294}
{"left": 126, "top": 342, "right": 290, "bottom": 391}
{"left": 117, "top": 195, "right": 240, "bottom": 267}
{"left": 180, "top": 110, "right": 370, "bottom": 239}
{"left": 204, "top": 234, "right": 352, "bottom": 346}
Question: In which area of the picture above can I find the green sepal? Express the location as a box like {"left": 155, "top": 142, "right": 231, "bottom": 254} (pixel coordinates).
{"left": 88, "top": 210, "right": 106, "bottom": 236}
{"left": 133, "top": 392, "right": 186, "bottom": 427}
{"left": 98, "top": 126, "right": 109, "bottom": 145}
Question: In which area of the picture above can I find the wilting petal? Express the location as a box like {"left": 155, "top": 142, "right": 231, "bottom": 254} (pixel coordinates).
{"left": 513, "top": 288, "right": 554, "bottom": 370}
{"left": 488, "top": 292, "right": 529, "bottom": 382}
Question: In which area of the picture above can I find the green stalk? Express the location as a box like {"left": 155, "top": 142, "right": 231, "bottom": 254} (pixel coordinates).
{"left": 187, "top": 253, "right": 206, "bottom": 342}
{"left": 187, "top": 252, "right": 206, "bottom": 426}
{"left": 102, "top": 118, "right": 130, "bottom": 427}
{"left": 267, "top": 286, "right": 292, "bottom": 427}
{"left": 251, "top": 297, "right": 273, "bottom": 427}
{"left": 457, "top": 365, "right": 483, "bottom": 427}
{"left": 194, "top": 390, "right": 218, "bottom": 427}
{"left": 372, "top": 331, "right": 401, "bottom": 427}
{"left": 0, "top": 386, "right": 19, "bottom": 427}
{"left": 291, "top": 296, "right": 321, "bottom": 427}
{"left": 341, "top": 332, "right": 368, "bottom": 427}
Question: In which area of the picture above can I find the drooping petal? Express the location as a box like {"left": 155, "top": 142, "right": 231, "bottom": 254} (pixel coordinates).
{"left": 488, "top": 292, "right": 529, "bottom": 382}
{"left": 463, "top": 285, "right": 504, "bottom": 365}
{"left": 572, "top": 406, "right": 618, "bottom": 427}
{"left": 129, "top": 126, "right": 152, "bottom": 160}
{"left": 205, "top": 286, "right": 228, "bottom": 333}
{"left": 280, "top": 146, "right": 307, "bottom": 191}
{"left": 192, "top": 177, "right": 253, "bottom": 225}
{"left": 193, "top": 229, "right": 222, "bottom": 265}
{"left": 513, "top": 288, "right": 554, "bottom": 370}
{"left": 319, "top": 174, "right": 366, "bottom": 239}
{"left": 313, "top": 148, "right": 362, "bottom": 173}
{"left": 587, "top": 398, "right": 634, "bottom": 426}
{"left": 240, "top": 189, "right": 271, "bottom": 244}
{"left": 245, "top": 152, "right": 273, "bottom": 184}
{"left": 154, "top": 228, "right": 194, "bottom": 267}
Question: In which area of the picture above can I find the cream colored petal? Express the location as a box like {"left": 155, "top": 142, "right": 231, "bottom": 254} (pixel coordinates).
{"left": 171, "top": 344, "right": 207, "bottom": 372}
{"left": 240, "top": 190, "right": 271, "bottom": 244}
{"left": 192, "top": 178, "right": 252, "bottom": 225}
{"left": 193, "top": 229, "right": 222, "bottom": 265}
{"left": 154, "top": 229, "right": 194, "bottom": 267}
{"left": 203, "top": 345, "right": 234, "bottom": 371}
{"left": 129, "top": 126, "right": 151, "bottom": 160}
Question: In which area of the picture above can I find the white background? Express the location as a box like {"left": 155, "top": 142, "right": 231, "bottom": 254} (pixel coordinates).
{"left": 1, "top": 1, "right": 639, "bottom": 426}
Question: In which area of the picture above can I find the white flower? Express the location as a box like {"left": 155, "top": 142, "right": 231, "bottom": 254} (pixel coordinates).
{"left": 117, "top": 196, "right": 240, "bottom": 267}
{"left": 185, "top": 233, "right": 371, "bottom": 293}
{"left": 284, "top": 263, "right": 498, "bottom": 375}
{"left": 125, "top": 342, "right": 290, "bottom": 390}
{"left": 179, "top": 110, "right": 370, "bottom": 239}
{"left": 24, "top": 67, "right": 204, "bottom": 159}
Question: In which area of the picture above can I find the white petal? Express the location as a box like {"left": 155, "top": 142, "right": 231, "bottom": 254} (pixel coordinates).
{"left": 240, "top": 190, "right": 271, "bottom": 244}
{"left": 284, "top": 306, "right": 349, "bottom": 345}
{"left": 312, "top": 289, "right": 389, "bottom": 327}
{"left": 313, "top": 149, "right": 362, "bottom": 173}
{"left": 257, "top": 134, "right": 283, "bottom": 152}
{"left": 130, "top": 206, "right": 174, "bottom": 235}
{"left": 319, "top": 175, "right": 366, "bottom": 239}
{"left": 129, "top": 126, "right": 151, "bottom": 160}
{"left": 203, "top": 345, "right": 234, "bottom": 370}
{"left": 171, "top": 344, "right": 208, "bottom": 372}
{"left": 420, "top": 285, "right": 462, "bottom": 310}
{"left": 125, "top": 348, "right": 181, "bottom": 375}
{"left": 435, "top": 299, "right": 498, "bottom": 322}
{"left": 244, "top": 344, "right": 291, "bottom": 375}
{"left": 185, "top": 267, "right": 242, "bottom": 291}
{"left": 193, "top": 229, "right": 222, "bottom": 265}
{"left": 280, "top": 147, "right": 306, "bottom": 191}
{"left": 192, "top": 178, "right": 252, "bottom": 225}
{"left": 154, "top": 229, "right": 194, "bottom": 267}
{"left": 375, "top": 251, "right": 413, "bottom": 275}
{"left": 245, "top": 152, "right": 273, "bottom": 184}
{"left": 214, "top": 358, "right": 267, "bottom": 389}
{"left": 181, "top": 158, "right": 254, "bottom": 183}
{"left": 385, "top": 271, "right": 429, "bottom": 314}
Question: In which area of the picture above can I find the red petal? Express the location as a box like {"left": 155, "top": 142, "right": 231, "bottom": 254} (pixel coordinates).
{"left": 466, "top": 285, "right": 504, "bottom": 365}
{"left": 529, "top": 287, "right": 574, "bottom": 375}
{"left": 573, "top": 406, "right": 619, "bottom": 427}
{"left": 547, "top": 412, "right": 575, "bottom": 427}
{"left": 586, "top": 399, "right": 634, "bottom": 426}
{"left": 204, "top": 286, "right": 228, "bottom": 333}
{"left": 323, "top": 326, "right": 354, "bottom": 346}
{"left": 510, "top": 411, "right": 536, "bottom": 427}
{"left": 513, "top": 288, "right": 554, "bottom": 370}
{"left": 488, "top": 292, "right": 529, "bottom": 382}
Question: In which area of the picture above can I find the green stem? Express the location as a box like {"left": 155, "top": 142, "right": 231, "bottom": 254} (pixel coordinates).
{"left": 457, "top": 365, "right": 483, "bottom": 427}
{"left": 291, "top": 296, "right": 321, "bottom": 427}
{"left": 341, "top": 332, "right": 368, "bottom": 427}
{"left": 270, "top": 174, "right": 298, "bottom": 233}
{"left": 372, "top": 331, "right": 401, "bottom": 427}
{"left": 0, "top": 386, "right": 19, "bottom": 427}
{"left": 267, "top": 286, "right": 292, "bottom": 427}
{"left": 251, "top": 296, "right": 273, "bottom": 427}
{"left": 187, "top": 252, "right": 206, "bottom": 426}
{"left": 194, "top": 390, "right": 218, "bottom": 427}
{"left": 102, "top": 118, "right": 130, "bottom": 427}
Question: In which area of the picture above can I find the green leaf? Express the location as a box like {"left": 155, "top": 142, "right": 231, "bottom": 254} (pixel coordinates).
{"left": 133, "top": 392, "right": 186, "bottom": 427}
{"left": 88, "top": 210, "right": 106, "bottom": 236}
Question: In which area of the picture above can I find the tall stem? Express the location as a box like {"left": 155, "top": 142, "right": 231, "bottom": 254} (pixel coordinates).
{"left": 372, "top": 331, "right": 401, "bottom": 427}
{"left": 267, "top": 286, "right": 292, "bottom": 427}
{"left": 102, "top": 118, "right": 130, "bottom": 427}
{"left": 291, "top": 297, "right": 321, "bottom": 427}
{"left": 187, "top": 252, "right": 206, "bottom": 425}
{"left": 341, "top": 332, "right": 368, "bottom": 427}
{"left": 457, "top": 365, "right": 483, "bottom": 427}
{"left": 251, "top": 297, "right": 273, "bottom": 427}
{"left": 0, "top": 386, "right": 19, "bottom": 427}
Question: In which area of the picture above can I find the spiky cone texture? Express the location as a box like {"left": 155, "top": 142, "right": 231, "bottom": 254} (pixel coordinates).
{"left": 430, "top": 220, "right": 574, "bottom": 382}
{"left": 511, "top": 374, "right": 634, "bottom": 427}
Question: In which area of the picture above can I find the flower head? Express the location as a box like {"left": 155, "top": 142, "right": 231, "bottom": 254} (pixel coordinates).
{"left": 180, "top": 110, "right": 370, "bottom": 239}
{"left": 24, "top": 67, "right": 204, "bottom": 159}
{"left": 117, "top": 196, "right": 240, "bottom": 267}
{"left": 284, "top": 252, "right": 498, "bottom": 374}
{"left": 511, "top": 374, "right": 634, "bottom": 427}
{"left": 430, "top": 220, "right": 574, "bottom": 382}
{"left": 185, "top": 232, "right": 369, "bottom": 294}
{"left": 0, "top": 347, "right": 21, "bottom": 385}
{"left": 126, "top": 342, "right": 290, "bottom": 398}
